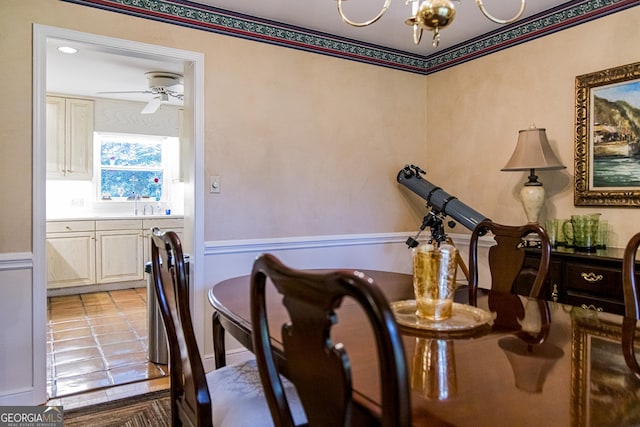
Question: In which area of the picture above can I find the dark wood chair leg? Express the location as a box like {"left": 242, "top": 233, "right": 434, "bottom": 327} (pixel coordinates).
{"left": 212, "top": 311, "right": 227, "bottom": 369}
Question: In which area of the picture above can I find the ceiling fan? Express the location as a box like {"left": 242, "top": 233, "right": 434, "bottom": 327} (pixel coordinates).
{"left": 98, "top": 71, "right": 184, "bottom": 114}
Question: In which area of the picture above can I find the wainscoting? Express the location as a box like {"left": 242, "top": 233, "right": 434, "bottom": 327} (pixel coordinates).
{"left": 0, "top": 252, "right": 43, "bottom": 405}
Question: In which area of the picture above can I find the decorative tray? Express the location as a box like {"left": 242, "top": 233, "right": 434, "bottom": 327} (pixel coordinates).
{"left": 390, "top": 300, "right": 493, "bottom": 336}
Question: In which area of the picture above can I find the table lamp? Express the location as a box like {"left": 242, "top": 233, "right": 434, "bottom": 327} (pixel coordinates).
{"left": 501, "top": 126, "right": 566, "bottom": 224}
{"left": 498, "top": 337, "right": 564, "bottom": 393}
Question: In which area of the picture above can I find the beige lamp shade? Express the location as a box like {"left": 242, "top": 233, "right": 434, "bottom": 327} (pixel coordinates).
{"left": 501, "top": 128, "right": 566, "bottom": 171}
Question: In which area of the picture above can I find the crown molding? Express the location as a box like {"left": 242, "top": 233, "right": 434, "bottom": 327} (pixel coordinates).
{"left": 64, "top": 0, "right": 638, "bottom": 74}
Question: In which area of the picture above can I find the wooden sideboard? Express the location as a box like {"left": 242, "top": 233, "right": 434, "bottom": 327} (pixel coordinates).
{"left": 516, "top": 247, "right": 636, "bottom": 315}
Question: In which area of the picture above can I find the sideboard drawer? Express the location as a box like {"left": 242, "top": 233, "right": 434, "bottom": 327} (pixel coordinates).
{"left": 519, "top": 247, "right": 632, "bottom": 316}
{"left": 564, "top": 263, "right": 622, "bottom": 299}
{"left": 564, "top": 292, "right": 624, "bottom": 314}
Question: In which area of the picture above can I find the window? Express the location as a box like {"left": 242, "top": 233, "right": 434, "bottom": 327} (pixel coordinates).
{"left": 95, "top": 133, "right": 178, "bottom": 201}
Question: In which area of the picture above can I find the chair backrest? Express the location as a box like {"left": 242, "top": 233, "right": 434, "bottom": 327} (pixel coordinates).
{"left": 622, "top": 232, "right": 640, "bottom": 378}
{"left": 250, "top": 254, "right": 411, "bottom": 427}
{"left": 468, "top": 219, "right": 551, "bottom": 306}
{"left": 623, "top": 232, "right": 640, "bottom": 320}
{"left": 150, "top": 227, "right": 212, "bottom": 427}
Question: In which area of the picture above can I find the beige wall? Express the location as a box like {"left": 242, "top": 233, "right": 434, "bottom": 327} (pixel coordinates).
{"left": 2, "top": 1, "right": 639, "bottom": 252}
{"left": 204, "top": 41, "right": 426, "bottom": 239}
{"left": 426, "top": 7, "right": 640, "bottom": 248}
{"left": 0, "top": 0, "right": 426, "bottom": 253}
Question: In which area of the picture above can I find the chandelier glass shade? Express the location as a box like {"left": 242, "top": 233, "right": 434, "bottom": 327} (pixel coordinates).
{"left": 337, "top": 0, "right": 526, "bottom": 47}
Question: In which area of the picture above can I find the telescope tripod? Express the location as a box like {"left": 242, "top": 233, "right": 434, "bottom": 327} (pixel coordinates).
{"left": 405, "top": 210, "right": 469, "bottom": 281}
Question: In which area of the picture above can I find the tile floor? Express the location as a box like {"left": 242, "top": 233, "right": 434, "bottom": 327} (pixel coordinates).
{"left": 46, "top": 288, "right": 169, "bottom": 400}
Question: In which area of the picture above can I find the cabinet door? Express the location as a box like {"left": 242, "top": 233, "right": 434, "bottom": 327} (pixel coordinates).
{"left": 143, "top": 227, "right": 184, "bottom": 264}
{"left": 65, "top": 98, "right": 94, "bottom": 179}
{"left": 46, "top": 96, "right": 93, "bottom": 179}
{"left": 96, "top": 230, "right": 144, "bottom": 283}
{"left": 46, "top": 232, "right": 96, "bottom": 288}
{"left": 46, "top": 97, "right": 66, "bottom": 177}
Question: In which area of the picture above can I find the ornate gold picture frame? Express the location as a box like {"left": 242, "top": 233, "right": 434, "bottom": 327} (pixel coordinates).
{"left": 574, "top": 62, "right": 640, "bottom": 206}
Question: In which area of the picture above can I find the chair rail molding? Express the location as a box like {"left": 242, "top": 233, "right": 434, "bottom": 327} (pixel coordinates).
{"left": 0, "top": 252, "right": 33, "bottom": 270}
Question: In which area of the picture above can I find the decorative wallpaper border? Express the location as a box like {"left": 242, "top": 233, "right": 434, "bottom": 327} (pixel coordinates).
{"left": 425, "top": 0, "right": 639, "bottom": 74}
{"left": 64, "top": 0, "right": 637, "bottom": 74}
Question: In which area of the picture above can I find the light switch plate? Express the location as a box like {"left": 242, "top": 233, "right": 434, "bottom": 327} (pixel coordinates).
{"left": 210, "top": 175, "right": 220, "bottom": 193}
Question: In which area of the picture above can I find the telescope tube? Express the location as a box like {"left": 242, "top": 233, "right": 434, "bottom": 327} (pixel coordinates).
{"left": 397, "top": 165, "right": 488, "bottom": 232}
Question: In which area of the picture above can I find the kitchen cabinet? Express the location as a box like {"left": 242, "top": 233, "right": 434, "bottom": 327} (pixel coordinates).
{"left": 46, "top": 96, "right": 94, "bottom": 179}
{"left": 46, "top": 217, "right": 183, "bottom": 289}
{"left": 516, "top": 247, "right": 639, "bottom": 315}
{"left": 46, "top": 221, "right": 96, "bottom": 288}
{"left": 142, "top": 218, "right": 184, "bottom": 263}
{"left": 95, "top": 219, "right": 144, "bottom": 283}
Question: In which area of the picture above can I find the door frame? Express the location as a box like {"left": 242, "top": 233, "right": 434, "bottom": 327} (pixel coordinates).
{"left": 33, "top": 24, "right": 205, "bottom": 402}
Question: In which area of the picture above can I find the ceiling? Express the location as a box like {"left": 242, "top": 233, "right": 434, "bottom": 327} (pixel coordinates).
{"left": 47, "top": 38, "right": 186, "bottom": 107}
{"left": 47, "top": 0, "right": 568, "bottom": 107}
{"left": 194, "top": 0, "right": 565, "bottom": 55}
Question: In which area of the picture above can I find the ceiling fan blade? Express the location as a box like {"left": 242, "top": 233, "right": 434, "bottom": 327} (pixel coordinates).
{"left": 141, "top": 97, "right": 162, "bottom": 114}
{"left": 98, "top": 90, "right": 153, "bottom": 95}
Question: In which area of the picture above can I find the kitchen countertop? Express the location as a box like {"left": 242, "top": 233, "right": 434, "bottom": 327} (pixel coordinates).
{"left": 47, "top": 214, "right": 184, "bottom": 221}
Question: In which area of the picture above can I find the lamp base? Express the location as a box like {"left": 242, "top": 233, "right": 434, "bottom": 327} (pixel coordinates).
{"left": 520, "top": 181, "right": 545, "bottom": 224}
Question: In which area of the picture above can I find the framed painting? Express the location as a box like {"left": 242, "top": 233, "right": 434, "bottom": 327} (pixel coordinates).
{"left": 571, "top": 311, "right": 640, "bottom": 426}
{"left": 574, "top": 61, "right": 640, "bottom": 206}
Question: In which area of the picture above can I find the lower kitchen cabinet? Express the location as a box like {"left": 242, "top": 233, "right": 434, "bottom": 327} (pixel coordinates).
{"left": 142, "top": 218, "right": 184, "bottom": 263}
{"left": 46, "top": 217, "right": 183, "bottom": 289}
{"left": 96, "top": 220, "right": 144, "bottom": 284}
{"left": 46, "top": 230, "right": 96, "bottom": 288}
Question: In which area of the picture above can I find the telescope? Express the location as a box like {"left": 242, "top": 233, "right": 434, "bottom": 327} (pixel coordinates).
{"left": 397, "top": 164, "right": 488, "bottom": 248}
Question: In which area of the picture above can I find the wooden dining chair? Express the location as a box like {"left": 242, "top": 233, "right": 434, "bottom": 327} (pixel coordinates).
{"left": 468, "top": 219, "right": 551, "bottom": 306}
{"left": 621, "top": 232, "right": 640, "bottom": 379}
{"left": 250, "top": 253, "right": 411, "bottom": 427}
{"left": 150, "top": 229, "right": 305, "bottom": 427}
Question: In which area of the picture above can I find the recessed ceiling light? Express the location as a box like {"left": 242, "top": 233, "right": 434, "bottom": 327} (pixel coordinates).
{"left": 57, "top": 46, "right": 78, "bottom": 54}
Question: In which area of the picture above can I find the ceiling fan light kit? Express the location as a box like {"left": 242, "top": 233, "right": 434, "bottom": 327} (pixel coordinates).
{"left": 337, "top": 0, "right": 526, "bottom": 47}
{"left": 141, "top": 72, "right": 183, "bottom": 114}
{"left": 145, "top": 71, "right": 183, "bottom": 91}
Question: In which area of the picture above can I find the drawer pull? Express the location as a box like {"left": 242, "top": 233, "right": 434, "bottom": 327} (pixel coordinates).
{"left": 581, "top": 272, "right": 603, "bottom": 283}
{"left": 581, "top": 304, "right": 603, "bottom": 312}
{"left": 551, "top": 284, "right": 559, "bottom": 302}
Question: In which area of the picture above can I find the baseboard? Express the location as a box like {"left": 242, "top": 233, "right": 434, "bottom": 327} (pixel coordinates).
{"left": 47, "top": 279, "right": 146, "bottom": 296}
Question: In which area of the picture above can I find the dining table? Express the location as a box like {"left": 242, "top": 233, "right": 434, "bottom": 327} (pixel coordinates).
{"left": 208, "top": 269, "right": 640, "bottom": 427}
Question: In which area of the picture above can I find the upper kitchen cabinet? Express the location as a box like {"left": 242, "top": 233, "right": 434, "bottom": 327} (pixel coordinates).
{"left": 46, "top": 96, "right": 94, "bottom": 179}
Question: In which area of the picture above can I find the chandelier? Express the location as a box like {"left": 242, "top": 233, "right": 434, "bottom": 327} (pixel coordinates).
{"left": 337, "top": 0, "right": 526, "bottom": 47}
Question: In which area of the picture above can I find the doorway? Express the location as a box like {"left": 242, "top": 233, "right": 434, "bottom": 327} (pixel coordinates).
{"left": 33, "top": 25, "right": 205, "bottom": 402}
